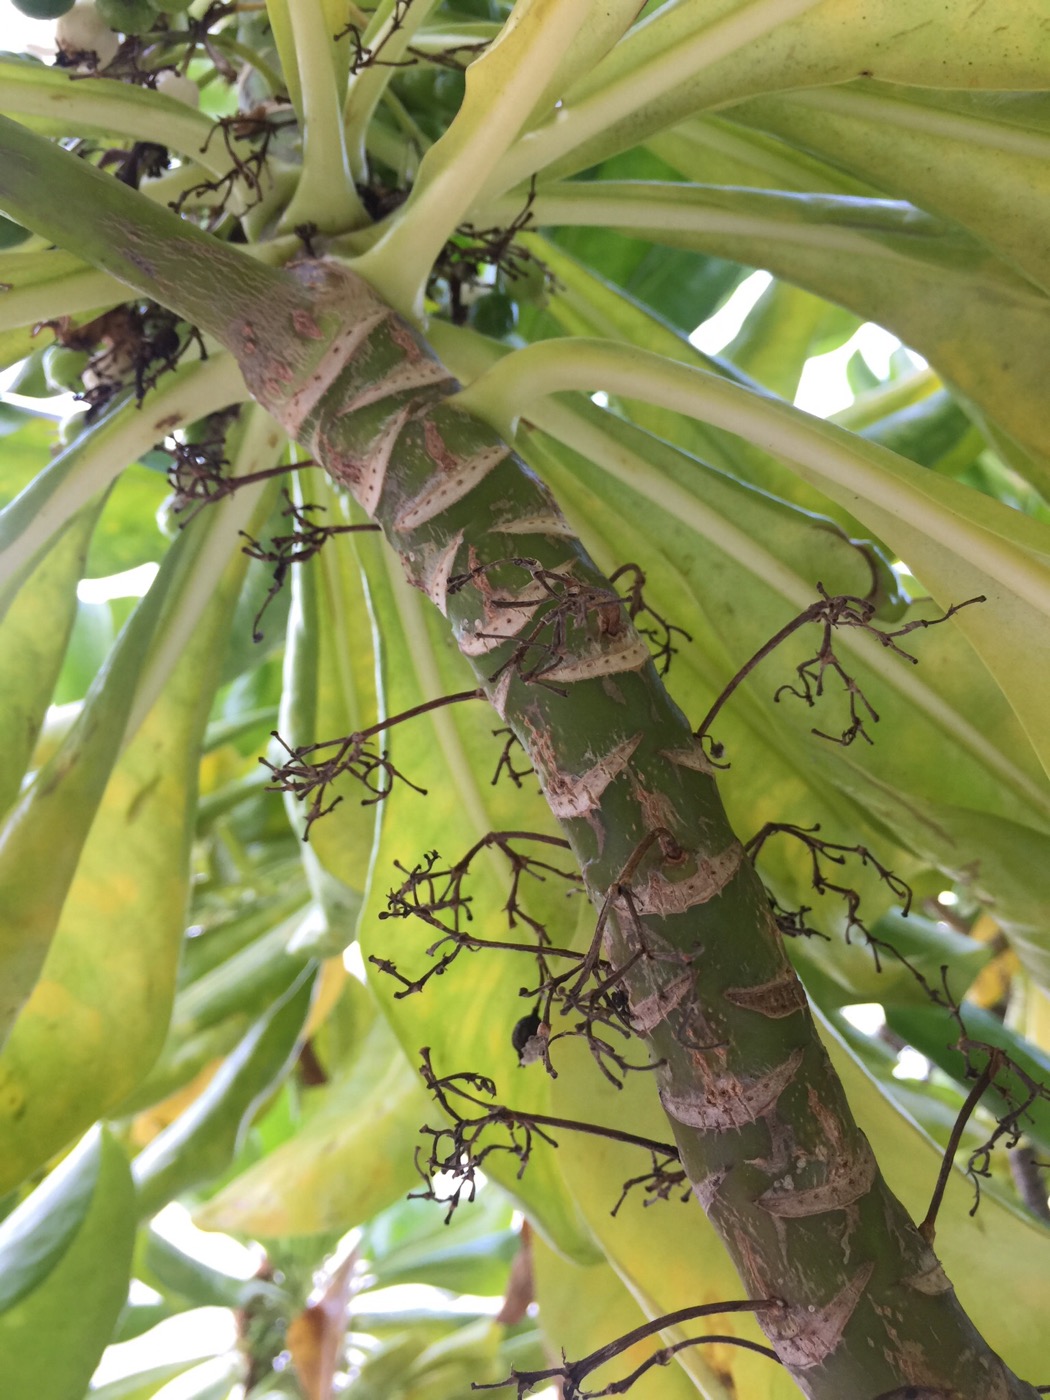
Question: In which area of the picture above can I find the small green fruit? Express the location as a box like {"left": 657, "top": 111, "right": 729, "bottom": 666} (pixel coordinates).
{"left": 470, "top": 291, "right": 517, "bottom": 339}
{"left": 12, "top": 0, "right": 76, "bottom": 18}
{"left": 42, "top": 343, "right": 91, "bottom": 393}
{"left": 96, "top": 0, "right": 157, "bottom": 33}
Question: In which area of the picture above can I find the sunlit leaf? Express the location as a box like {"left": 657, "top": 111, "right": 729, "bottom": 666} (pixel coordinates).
{"left": 194, "top": 1006, "right": 431, "bottom": 1238}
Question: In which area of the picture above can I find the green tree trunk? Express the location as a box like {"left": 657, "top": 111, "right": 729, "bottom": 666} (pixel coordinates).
{"left": 0, "top": 115, "right": 1039, "bottom": 1400}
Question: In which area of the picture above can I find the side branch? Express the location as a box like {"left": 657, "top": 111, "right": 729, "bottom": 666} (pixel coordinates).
{"left": 474, "top": 1299, "right": 784, "bottom": 1398}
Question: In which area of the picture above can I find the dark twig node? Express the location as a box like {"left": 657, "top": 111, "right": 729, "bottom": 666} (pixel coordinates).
{"left": 491, "top": 728, "right": 535, "bottom": 788}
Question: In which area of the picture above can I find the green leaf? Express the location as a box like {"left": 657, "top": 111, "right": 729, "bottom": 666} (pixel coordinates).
{"left": 0, "top": 355, "right": 247, "bottom": 607}
{"left": 733, "top": 85, "right": 1050, "bottom": 299}
{"left": 0, "top": 404, "right": 58, "bottom": 507}
{"left": 885, "top": 998, "right": 1050, "bottom": 1154}
{"left": 0, "top": 246, "right": 121, "bottom": 344}
{"left": 357, "top": 0, "right": 597, "bottom": 312}
{"left": 491, "top": 0, "right": 1050, "bottom": 192}
{"left": 139, "top": 1228, "right": 283, "bottom": 1311}
{"left": 132, "top": 966, "right": 317, "bottom": 1216}
{"left": 363, "top": 1188, "right": 516, "bottom": 1295}
{"left": 0, "top": 528, "right": 183, "bottom": 1051}
{"left": 0, "top": 503, "right": 96, "bottom": 819}
{"left": 0, "top": 57, "right": 223, "bottom": 171}
{"left": 83, "top": 463, "right": 171, "bottom": 578}
{"left": 516, "top": 176, "right": 1050, "bottom": 499}
{"left": 720, "top": 278, "right": 859, "bottom": 401}
{"left": 277, "top": 473, "right": 381, "bottom": 950}
{"left": 0, "top": 1124, "right": 99, "bottom": 1313}
{"left": 85, "top": 1360, "right": 203, "bottom": 1400}
{"left": 0, "top": 1128, "right": 136, "bottom": 1400}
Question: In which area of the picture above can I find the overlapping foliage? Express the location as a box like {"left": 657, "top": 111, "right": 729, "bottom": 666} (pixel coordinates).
{"left": 1, "top": 0, "right": 1049, "bottom": 1396}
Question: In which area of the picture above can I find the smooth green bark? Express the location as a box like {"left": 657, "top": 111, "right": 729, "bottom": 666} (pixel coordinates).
{"left": 0, "top": 115, "right": 1040, "bottom": 1399}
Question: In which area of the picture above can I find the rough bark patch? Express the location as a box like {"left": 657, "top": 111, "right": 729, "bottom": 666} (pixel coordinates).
{"left": 540, "top": 632, "right": 652, "bottom": 683}
{"left": 660, "top": 1048, "right": 803, "bottom": 1130}
{"left": 338, "top": 356, "right": 452, "bottom": 416}
{"left": 692, "top": 1166, "right": 730, "bottom": 1210}
{"left": 412, "top": 530, "right": 465, "bottom": 616}
{"left": 904, "top": 1258, "right": 953, "bottom": 1297}
{"left": 628, "top": 967, "right": 694, "bottom": 1032}
{"left": 633, "top": 843, "right": 744, "bottom": 916}
{"left": 539, "top": 731, "right": 643, "bottom": 819}
{"left": 757, "top": 1137, "right": 877, "bottom": 1216}
{"left": 662, "top": 741, "right": 716, "bottom": 776}
{"left": 767, "top": 1260, "right": 873, "bottom": 1368}
{"left": 497, "top": 511, "right": 577, "bottom": 538}
{"left": 724, "top": 970, "right": 808, "bottom": 1019}
{"left": 280, "top": 310, "right": 388, "bottom": 435}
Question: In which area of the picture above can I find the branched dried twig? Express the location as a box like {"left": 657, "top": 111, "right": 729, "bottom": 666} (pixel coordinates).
{"left": 164, "top": 416, "right": 299, "bottom": 521}
{"left": 374, "top": 829, "right": 682, "bottom": 1087}
{"left": 696, "top": 584, "right": 985, "bottom": 756}
{"left": 373, "top": 831, "right": 581, "bottom": 994}
{"left": 412, "top": 1048, "right": 681, "bottom": 1224}
{"left": 172, "top": 106, "right": 297, "bottom": 222}
{"left": 263, "top": 690, "right": 482, "bottom": 833}
{"left": 746, "top": 822, "right": 923, "bottom": 978}
{"left": 239, "top": 490, "right": 381, "bottom": 640}
{"left": 490, "top": 728, "right": 535, "bottom": 788}
{"left": 608, "top": 564, "right": 692, "bottom": 676}
{"left": 449, "top": 555, "right": 690, "bottom": 690}
{"left": 917, "top": 984, "right": 1050, "bottom": 1234}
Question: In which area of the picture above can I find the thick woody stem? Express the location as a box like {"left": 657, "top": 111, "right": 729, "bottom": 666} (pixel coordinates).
{"left": 0, "top": 117, "right": 1036, "bottom": 1398}
{"left": 230, "top": 257, "right": 1038, "bottom": 1400}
